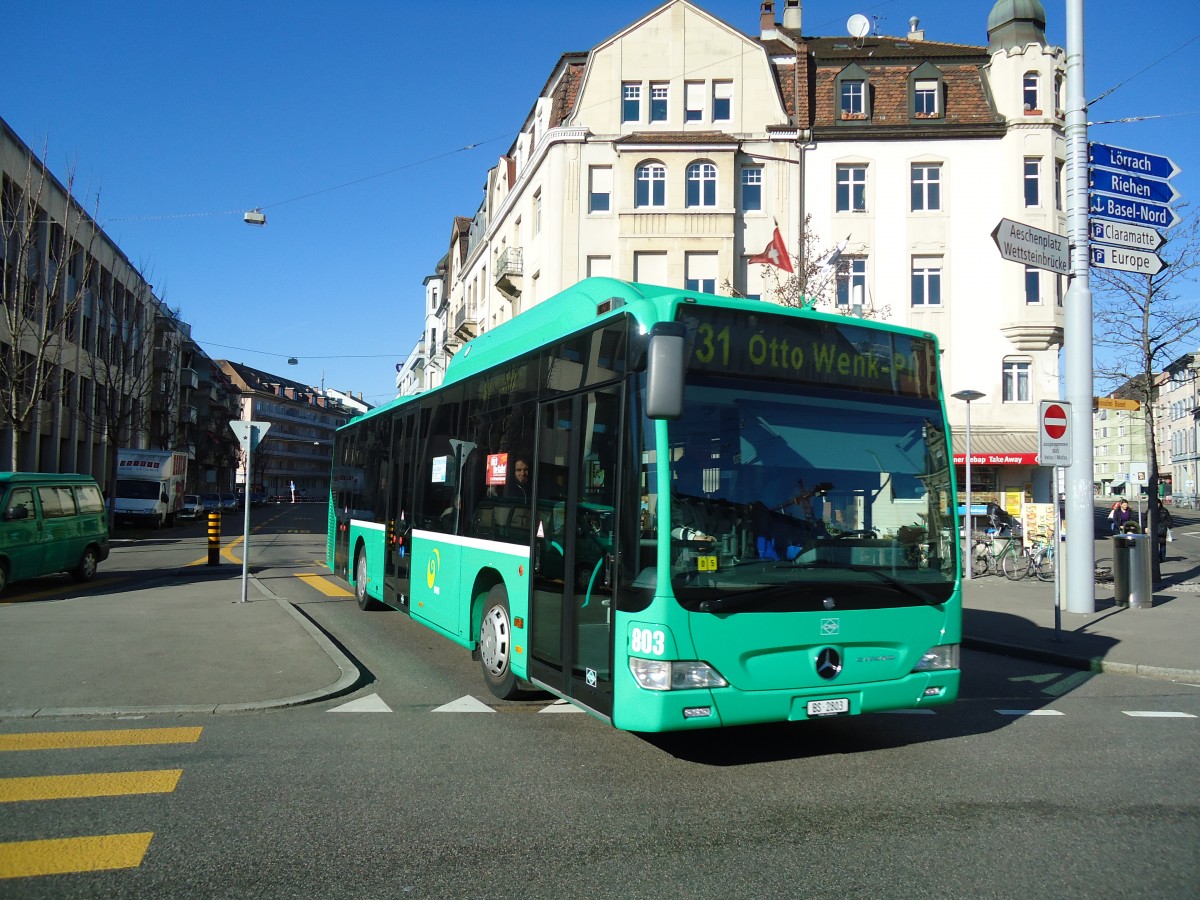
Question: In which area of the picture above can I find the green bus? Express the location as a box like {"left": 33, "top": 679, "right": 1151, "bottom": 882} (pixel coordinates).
{"left": 328, "top": 278, "right": 960, "bottom": 732}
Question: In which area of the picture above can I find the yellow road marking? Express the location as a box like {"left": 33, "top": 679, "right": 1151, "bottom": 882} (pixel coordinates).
{"left": 0, "top": 727, "right": 202, "bottom": 753}
{"left": 295, "top": 573, "right": 352, "bottom": 597}
{"left": 186, "top": 532, "right": 245, "bottom": 567}
{"left": 0, "top": 832, "right": 153, "bottom": 879}
{"left": 0, "top": 770, "right": 182, "bottom": 803}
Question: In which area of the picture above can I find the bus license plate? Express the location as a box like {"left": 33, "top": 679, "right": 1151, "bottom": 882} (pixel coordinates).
{"left": 807, "top": 698, "right": 849, "bottom": 717}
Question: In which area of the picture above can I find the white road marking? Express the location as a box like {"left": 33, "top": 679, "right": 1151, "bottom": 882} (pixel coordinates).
{"left": 995, "top": 709, "right": 1065, "bottom": 716}
{"left": 432, "top": 695, "right": 495, "bottom": 713}
{"left": 329, "top": 693, "right": 393, "bottom": 713}
{"left": 1122, "top": 710, "right": 1196, "bottom": 718}
{"left": 539, "top": 700, "right": 585, "bottom": 714}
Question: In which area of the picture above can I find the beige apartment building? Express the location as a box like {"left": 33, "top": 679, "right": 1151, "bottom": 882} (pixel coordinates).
{"left": 397, "top": 0, "right": 1067, "bottom": 511}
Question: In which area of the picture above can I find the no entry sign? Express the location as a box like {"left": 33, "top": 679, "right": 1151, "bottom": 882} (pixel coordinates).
{"left": 1038, "top": 400, "right": 1071, "bottom": 466}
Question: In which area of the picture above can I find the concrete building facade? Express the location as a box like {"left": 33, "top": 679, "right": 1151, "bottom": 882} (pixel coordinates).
{"left": 401, "top": 0, "right": 1068, "bottom": 514}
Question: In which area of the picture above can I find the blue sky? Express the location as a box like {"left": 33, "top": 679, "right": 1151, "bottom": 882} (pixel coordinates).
{"left": 5, "top": 1, "right": 1197, "bottom": 405}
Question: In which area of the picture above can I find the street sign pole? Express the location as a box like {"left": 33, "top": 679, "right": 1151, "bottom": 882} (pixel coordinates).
{"left": 229, "top": 421, "right": 271, "bottom": 604}
{"left": 1063, "top": 0, "right": 1095, "bottom": 615}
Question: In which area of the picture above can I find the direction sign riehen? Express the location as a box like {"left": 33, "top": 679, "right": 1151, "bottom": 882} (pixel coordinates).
{"left": 991, "top": 218, "right": 1070, "bottom": 275}
{"left": 1038, "top": 400, "right": 1071, "bottom": 467}
{"left": 1089, "top": 168, "right": 1179, "bottom": 205}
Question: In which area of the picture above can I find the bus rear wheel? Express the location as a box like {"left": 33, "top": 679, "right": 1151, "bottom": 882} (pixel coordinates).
{"left": 354, "top": 548, "right": 381, "bottom": 610}
{"left": 480, "top": 585, "right": 521, "bottom": 700}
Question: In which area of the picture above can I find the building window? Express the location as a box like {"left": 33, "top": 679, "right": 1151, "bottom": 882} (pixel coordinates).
{"left": 685, "top": 252, "right": 718, "bottom": 294}
{"left": 911, "top": 163, "right": 941, "bottom": 211}
{"left": 533, "top": 190, "right": 542, "bottom": 234}
{"left": 685, "top": 81, "right": 704, "bottom": 122}
{"left": 914, "top": 79, "right": 939, "bottom": 116}
{"left": 1023, "top": 72, "right": 1040, "bottom": 111}
{"left": 1056, "top": 274, "right": 1063, "bottom": 306}
{"left": 1055, "top": 160, "right": 1064, "bottom": 211}
{"left": 836, "top": 257, "right": 867, "bottom": 307}
{"left": 622, "top": 83, "right": 641, "bottom": 122}
{"left": 841, "top": 80, "right": 865, "bottom": 117}
{"left": 1054, "top": 72, "right": 1064, "bottom": 113}
{"left": 589, "top": 166, "right": 612, "bottom": 213}
{"left": 712, "top": 80, "right": 732, "bottom": 121}
{"left": 1025, "top": 266, "right": 1040, "bottom": 304}
{"left": 686, "top": 162, "right": 717, "bottom": 208}
{"left": 635, "top": 162, "right": 667, "bottom": 208}
{"left": 1024, "top": 158, "right": 1041, "bottom": 207}
{"left": 836, "top": 164, "right": 867, "bottom": 212}
{"left": 650, "top": 82, "right": 669, "bottom": 122}
{"left": 587, "top": 256, "right": 612, "bottom": 278}
{"left": 741, "top": 166, "right": 763, "bottom": 212}
{"left": 1003, "top": 359, "right": 1031, "bottom": 402}
{"left": 911, "top": 257, "right": 942, "bottom": 306}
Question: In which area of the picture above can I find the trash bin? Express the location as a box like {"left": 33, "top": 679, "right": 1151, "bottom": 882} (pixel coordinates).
{"left": 1112, "top": 534, "right": 1152, "bottom": 609}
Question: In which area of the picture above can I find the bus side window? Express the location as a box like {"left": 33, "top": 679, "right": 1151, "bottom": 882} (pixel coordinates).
{"left": 4, "top": 488, "right": 33, "bottom": 521}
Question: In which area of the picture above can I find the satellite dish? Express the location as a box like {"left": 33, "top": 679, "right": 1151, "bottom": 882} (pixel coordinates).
{"left": 847, "top": 13, "right": 870, "bottom": 38}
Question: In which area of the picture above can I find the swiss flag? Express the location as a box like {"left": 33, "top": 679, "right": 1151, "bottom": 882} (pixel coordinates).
{"left": 749, "top": 227, "right": 794, "bottom": 273}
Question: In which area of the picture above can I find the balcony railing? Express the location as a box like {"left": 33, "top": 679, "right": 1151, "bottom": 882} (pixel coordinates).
{"left": 495, "top": 246, "right": 524, "bottom": 297}
{"left": 454, "top": 305, "right": 479, "bottom": 340}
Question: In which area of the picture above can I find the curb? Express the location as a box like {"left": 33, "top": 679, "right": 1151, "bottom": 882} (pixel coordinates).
{"left": 0, "top": 574, "right": 363, "bottom": 720}
{"left": 964, "top": 636, "right": 1200, "bottom": 685}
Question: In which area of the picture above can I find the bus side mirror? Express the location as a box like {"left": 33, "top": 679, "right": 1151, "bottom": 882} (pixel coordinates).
{"left": 645, "top": 322, "right": 686, "bottom": 420}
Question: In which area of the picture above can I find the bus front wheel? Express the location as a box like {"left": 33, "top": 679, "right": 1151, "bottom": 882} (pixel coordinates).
{"left": 480, "top": 585, "right": 520, "bottom": 700}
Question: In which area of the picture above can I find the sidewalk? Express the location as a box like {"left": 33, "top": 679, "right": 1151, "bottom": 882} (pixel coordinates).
{"left": 963, "top": 534, "right": 1200, "bottom": 684}
{"left": 0, "top": 567, "right": 360, "bottom": 719}
{"left": 1, "top": 539, "right": 1195, "bottom": 721}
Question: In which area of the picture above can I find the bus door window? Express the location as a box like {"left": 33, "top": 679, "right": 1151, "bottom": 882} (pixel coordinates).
{"left": 530, "top": 398, "right": 573, "bottom": 668}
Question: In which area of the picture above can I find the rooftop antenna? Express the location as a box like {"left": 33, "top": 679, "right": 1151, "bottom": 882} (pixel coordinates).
{"left": 847, "top": 13, "right": 870, "bottom": 47}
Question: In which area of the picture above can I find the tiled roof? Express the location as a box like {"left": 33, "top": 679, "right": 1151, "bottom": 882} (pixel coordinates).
{"left": 614, "top": 131, "right": 738, "bottom": 146}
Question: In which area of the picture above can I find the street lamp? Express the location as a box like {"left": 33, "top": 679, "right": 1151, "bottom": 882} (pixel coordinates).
{"left": 952, "top": 389, "right": 985, "bottom": 580}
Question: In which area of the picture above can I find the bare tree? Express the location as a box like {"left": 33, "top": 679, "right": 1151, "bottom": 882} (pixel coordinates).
{"left": 1093, "top": 209, "right": 1200, "bottom": 581}
{"left": 76, "top": 263, "right": 159, "bottom": 525}
{"left": 0, "top": 152, "right": 100, "bottom": 471}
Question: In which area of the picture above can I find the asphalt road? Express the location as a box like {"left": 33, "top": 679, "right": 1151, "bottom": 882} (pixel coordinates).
{"left": 1, "top": 503, "right": 1196, "bottom": 898}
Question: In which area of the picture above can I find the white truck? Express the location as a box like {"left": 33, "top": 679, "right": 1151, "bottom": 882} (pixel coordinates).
{"left": 112, "top": 449, "right": 189, "bottom": 528}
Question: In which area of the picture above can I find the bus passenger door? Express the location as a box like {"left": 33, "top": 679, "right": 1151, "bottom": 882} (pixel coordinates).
{"left": 528, "top": 387, "right": 619, "bottom": 720}
{"left": 385, "top": 411, "right": 416, "bottom": 609}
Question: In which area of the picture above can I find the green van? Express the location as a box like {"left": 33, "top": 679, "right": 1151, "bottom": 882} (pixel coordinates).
{"left": 0, "top": 473, "right": 111, "bottom": 595}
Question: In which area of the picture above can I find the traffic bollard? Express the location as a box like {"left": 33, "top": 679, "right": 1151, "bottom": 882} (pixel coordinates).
{"left": 207, "top": 512, "right": 221, "bottom": 566}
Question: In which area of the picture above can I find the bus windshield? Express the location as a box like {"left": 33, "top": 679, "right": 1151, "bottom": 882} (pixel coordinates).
{"left": 664, "top": 374, "right": 956, "bottom": 613}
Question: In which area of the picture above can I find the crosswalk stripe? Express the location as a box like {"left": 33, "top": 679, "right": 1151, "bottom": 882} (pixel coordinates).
{"left": 0, "top": 832, "right": 154, "bottom": 879}
{"left": 0, "top": 727, "right": 202, "bottom": 752}
{"left": 995, "top": 709, "right": 1064, "bottom": 716}
{"left": 295, "top": 573, "right": 352, "bottom": 596}
{"left": 0, "top": 770, "right": 182, "bottom": 803}
{"left": 1122, "top": 710, "right": 1197, "bottom": 718}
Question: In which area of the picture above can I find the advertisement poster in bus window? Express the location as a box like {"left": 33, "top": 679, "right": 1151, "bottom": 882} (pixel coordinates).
{"left": 486, "top": 453, "right": 508, "bottom": 486}
{"left": 431, "top": 456, "right": 448, "bottom": 483}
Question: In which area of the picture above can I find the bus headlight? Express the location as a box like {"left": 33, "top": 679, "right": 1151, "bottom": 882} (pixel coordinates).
{"left": 912, "top": 643, "right": 959, "bottom": 671}
{"left": 629, "top": 658, "right": 728, "bottom": 691}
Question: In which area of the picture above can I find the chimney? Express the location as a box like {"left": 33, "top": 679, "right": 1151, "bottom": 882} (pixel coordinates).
{"left": 760, "top": 1, "right": 776, "bottom": 37}
{"left": 908, "top": 16, "right": 925, "bottom": 41}
{"left": 783, "top": 0, "right": 801, "bottom": 31}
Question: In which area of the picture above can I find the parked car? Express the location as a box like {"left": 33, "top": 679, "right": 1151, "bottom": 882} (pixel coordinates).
{"left": 0, "top": 473, "right": 110, "bottom": 594}
{"left": 220, "top": 494, "right": 238, "bottom": 512}
{"left": 179, "top": 495, "right": 204, "bottom": 520}
{"left": 201, "top": 493, "right": 223, "bottom": 514}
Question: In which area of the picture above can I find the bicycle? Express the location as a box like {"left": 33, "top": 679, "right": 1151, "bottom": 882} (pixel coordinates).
{"left": 972, "top": 528, "right": 1024, "bottom": 577}
{"left": 1002, "top": 532, "right": 1055, "bottom": 581}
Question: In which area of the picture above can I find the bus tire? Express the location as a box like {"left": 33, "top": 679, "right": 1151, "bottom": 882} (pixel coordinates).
{"left": 72, "top": 547, "right": 100, "bottom": 583}
{"left": 354, "top": 547, "right": 381, "bottom": 611}
{"left": 480, "top": 585, "right": 520, "bottom": 700}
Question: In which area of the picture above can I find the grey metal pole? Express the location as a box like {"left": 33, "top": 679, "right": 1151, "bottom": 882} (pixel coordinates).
{"left": 964, "top": 401, "right": 974, "bottom": 580}
{"left": 241, "top": 434, "right": 252, "bottom": 603}
{"left": 1063, "top": 0, "right": 1095, "bottom": 613}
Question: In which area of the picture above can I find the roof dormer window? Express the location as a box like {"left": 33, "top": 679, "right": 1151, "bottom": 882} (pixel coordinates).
{"left": 908, "top": 61, "right": 944, "bottom": 120}
{"left": 836, "top": 64, "right": 871, "bottom": 122}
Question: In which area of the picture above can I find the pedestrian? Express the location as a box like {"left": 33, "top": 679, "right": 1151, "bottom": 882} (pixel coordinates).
{"left": 1109, "top": 498, "right": 1131, "bottom": 534}
{"left": 289, "top": 480, "right": 296, "bottom": 504}
{"left": 1151, "top": 500, "right": 1173, "bottom": 563}
{"left": 1111, "top": 499, "right": 1133, "bottom": 534}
